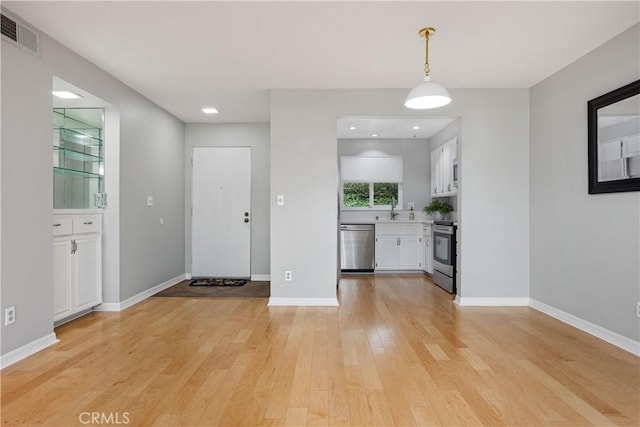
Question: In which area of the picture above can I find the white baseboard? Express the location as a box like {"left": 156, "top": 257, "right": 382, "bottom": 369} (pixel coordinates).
{"left": 95, "top": 274, "right": 186, "bottom": 312}
{"left": 184, "top": 273, "right": 269, "bottom": 281}
{"left": 455, "top": 296, "right": 530, "bottom": 306}
{"left": 1, "top": 333, "right": 59, "bottom": 369}
{"left": 529, "top": 299, "right": 639, "bottom": 356}
{"left": 96, "top": 303, "right": 121, "bottom": 311}
{"left": 268, "top": 297, "right": 339, "bottom": 307}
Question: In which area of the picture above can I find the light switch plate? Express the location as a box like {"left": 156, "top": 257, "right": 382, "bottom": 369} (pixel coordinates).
{"left": 277, "top": 195, "right": 284, "bottom": 206}
{"left": 147, "top": 196, "right": 154, "bottom": 207}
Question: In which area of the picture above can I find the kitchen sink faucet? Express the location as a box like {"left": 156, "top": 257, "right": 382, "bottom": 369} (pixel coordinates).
{"left": 390, "top": 197, "right": 399, "bottom": 220}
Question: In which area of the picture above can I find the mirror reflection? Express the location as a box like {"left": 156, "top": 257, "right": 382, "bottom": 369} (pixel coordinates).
{"left": 597, "top": 93, "right": 640, "bottom": 182}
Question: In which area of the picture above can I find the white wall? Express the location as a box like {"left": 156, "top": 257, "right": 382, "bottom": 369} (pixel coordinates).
{"left": 270, "top": 89, "right": 529, "bottom": 302}
{"left": 530, "top": 24, "right": 640, "bottom": 341}
{"left": 338, "top": 138, "right": 430, "bottom": 217}
{"left": 1, "top": 16, "right": 185, "bottom": 355}
{"left": 185, "top": 123, "right": 270, "bottom": 277}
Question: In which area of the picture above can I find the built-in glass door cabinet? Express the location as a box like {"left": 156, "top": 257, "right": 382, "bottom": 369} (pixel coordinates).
{"left": 53, "top": 108, "right": 104, "bottom": 324}
{"left": 431, "top": 137, "right": 458, "bottom": 198}
{"left": 53, "top": 108, "right": 104, "bottom": 209}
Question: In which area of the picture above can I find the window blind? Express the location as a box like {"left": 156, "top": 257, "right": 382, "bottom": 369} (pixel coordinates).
{"left": 340, "top": 156, "right": 403, "bottom": 182}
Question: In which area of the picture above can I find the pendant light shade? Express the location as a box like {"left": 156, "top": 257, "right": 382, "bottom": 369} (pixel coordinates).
{"left": 405, "top": 77, "right": 451, "bottom": 109}
{"left": 405, "top": 27, "right": 451, "bottom": 110}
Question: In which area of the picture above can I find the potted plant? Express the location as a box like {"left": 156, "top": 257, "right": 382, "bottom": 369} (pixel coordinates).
{"left": 423, "top": 200, "right": 453, "bottom": 220}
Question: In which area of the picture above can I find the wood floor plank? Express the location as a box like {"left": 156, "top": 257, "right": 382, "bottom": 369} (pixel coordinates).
{"left": 1, "top": 274, "right": 638, "bottom": 426}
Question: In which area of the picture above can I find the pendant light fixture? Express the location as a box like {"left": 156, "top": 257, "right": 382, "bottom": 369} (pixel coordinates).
{"left": 405, "top": 27, "right": 451, "bottom": 109}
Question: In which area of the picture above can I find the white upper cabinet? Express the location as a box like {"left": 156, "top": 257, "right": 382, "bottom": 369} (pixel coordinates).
{"left": 431, "top": 137, "right": 458, "bottom": 198}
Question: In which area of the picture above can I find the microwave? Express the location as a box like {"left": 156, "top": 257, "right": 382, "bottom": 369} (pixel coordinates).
{"left": 453, "top": 158, "right": 459, "bottom": 187}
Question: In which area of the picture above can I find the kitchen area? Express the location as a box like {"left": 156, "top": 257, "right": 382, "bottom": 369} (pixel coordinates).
{"left": 338, "top": 116, "right": 460, "bottom": 294}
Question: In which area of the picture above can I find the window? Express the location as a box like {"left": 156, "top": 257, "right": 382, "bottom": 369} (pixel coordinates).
{"left": 343, "top": 182, "right": 370, "bottom": 207}
{"left": 342, "top": 181, "right": 401, "bottom": 209}
{"left": 340, "top": 155, "right": 403, "bottom": 210}
{"left": 373, "top": 182, "right": 399, "bottom": 206}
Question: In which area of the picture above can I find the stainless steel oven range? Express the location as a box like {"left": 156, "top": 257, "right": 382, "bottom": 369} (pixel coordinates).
{"left": 433, "top": 221, "right": 456, "bottom": 293}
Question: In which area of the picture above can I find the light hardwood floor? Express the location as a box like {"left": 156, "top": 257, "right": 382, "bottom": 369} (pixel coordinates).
{"left": 2, "top": 274, "right": 638, "bottom": 426}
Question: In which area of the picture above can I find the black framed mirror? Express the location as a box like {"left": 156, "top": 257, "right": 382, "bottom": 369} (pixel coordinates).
{"left": 588, "top": 80, "right": 640, "bottom": 194}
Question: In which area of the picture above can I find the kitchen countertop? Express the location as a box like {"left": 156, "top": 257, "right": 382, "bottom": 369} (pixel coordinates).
{"left": 341, "top": 219, "right": 434, "bottom": 225}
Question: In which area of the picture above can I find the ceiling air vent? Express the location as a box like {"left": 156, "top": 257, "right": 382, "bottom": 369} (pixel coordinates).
{"left": 1, "top": 11, "right": 40, "bottom": 56}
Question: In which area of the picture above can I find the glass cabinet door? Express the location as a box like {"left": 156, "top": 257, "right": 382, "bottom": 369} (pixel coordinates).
{"left": 53, "top": 108, "right": 104, "bottom": 209}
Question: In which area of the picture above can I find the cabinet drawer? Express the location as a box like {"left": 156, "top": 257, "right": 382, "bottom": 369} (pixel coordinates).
{"left": 52, "top": 217, "right": 73, "bottom": 236}
{"left": 376, "top": 224, "right": 421, "bottom": 236}
{"left": 73, "top": 215, "right": 101, "bottom": 234}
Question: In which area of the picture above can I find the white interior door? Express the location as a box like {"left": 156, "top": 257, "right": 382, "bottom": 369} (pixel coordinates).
{"left": 192, "top": 147, "right": 251, "bottom": 278}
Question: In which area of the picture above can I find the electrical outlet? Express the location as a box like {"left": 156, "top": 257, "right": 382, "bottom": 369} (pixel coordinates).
{"left": 637, "top": 302, "right": 640, "bottom": 319}
{"left": 284, "top": 271, "right": 292, "bottom": 281}
{"left": 407, "top": 201, "right": 415, "bottom": 210}
{"left": 5, "top": 306, "right": 15, "bottom": 326}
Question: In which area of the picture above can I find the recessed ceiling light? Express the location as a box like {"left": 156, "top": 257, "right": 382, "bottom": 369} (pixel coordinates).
{"left": 349, "top": 126, "right": 357, "bottom": 130}
{"left": 52, "top": 90, "right": 82, "bottom": 99}
{"left": 413, "top": 125, "right": 420, "bottom": 130}
{"left": 371, "top": 133, "right": 378, "bottom": 137}
{"left": 202, "top": 107, "right": 219, "bottom": 114}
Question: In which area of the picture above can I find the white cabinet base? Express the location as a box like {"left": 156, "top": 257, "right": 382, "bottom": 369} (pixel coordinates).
{"left": 53, "top": 213, "right": 102, "bottom": 323}
{"left": 375, "top": 223, "right": 423, "bottom": 271}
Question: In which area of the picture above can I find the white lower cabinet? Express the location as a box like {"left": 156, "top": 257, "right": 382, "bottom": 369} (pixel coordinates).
{"left": 375, "top": 223, "right": 423, "bottom": 271}
{"left": 53, "top": 213, "right": 102, "bottom": 323}
{"left": 376, "top": 235, "right": 400, "bottom": 269}
{"left": 423, "top": 225, "right": 433, "bottom": 274}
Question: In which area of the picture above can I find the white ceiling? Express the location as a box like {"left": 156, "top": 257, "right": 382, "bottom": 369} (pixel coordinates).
{"left": 337, "top": 117, "right": 454, "bottom": 139}
{"left": 5, "top": 1, "right": 639, "bottom": 125}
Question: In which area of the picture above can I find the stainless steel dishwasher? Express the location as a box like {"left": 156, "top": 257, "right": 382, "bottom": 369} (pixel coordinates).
{"left": 340, "top": 224, "right": 375, "bottom": 272}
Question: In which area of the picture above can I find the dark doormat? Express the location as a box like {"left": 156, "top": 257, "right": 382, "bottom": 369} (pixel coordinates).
{"left": 153, "top": 280, "right": 270, "bottom": 298}
{"left": 190, "top": 278, "right": 246, "bottom": 287}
